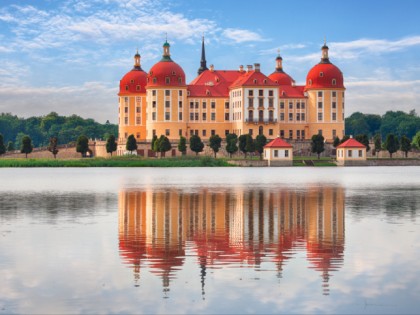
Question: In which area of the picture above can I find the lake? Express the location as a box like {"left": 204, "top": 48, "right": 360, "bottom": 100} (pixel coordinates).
{"left": 0, "top": 167, "right": 419, "bottom": 314}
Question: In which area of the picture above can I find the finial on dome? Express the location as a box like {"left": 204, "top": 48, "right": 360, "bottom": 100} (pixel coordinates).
{"left": 275, "top": 49, "right": 283, "bottom": 72}
{"left": 320, "top": 38, "right": 330, "bottom": 64}
{"left": 133, "top": 49, "right": 142, "bottom": 70}
{"left": 161, "top": 36, "right": 172, "bottom": 61}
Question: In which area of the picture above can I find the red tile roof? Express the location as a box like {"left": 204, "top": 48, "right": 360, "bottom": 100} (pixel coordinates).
{"left": 188, "top": 70, "right": 243, "bottom": 97}
{"left": 279, "top": 85, "right": 306, "bottom": 98}
{"left": 230, "top": 70, "right": 278, "bottom": 88}
{"left": 264, "top": 137, "right": 293, "bottom": 148}
{"left": 337, "top": 138, "right": 366, "bottom": 148}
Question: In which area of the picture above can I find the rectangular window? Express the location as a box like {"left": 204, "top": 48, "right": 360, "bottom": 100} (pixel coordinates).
{"left": 296, "top": 102, "right": 300, "bottom": 109}
{"left": 268, "top": 98, "right": 273, "bottom": 107}
{"left": 332, "top": 129, "right": 337, "bottom": 138}
{"left": 136, "top": 106, "right": 141, "bottom": 113}
{"left": 190, "top": 102, "right": 194, "bottom": 109}
{"left": 211, "top": 101, "right": 216, "bottom": 109}
{"left": 152, "top": 112, "right": 156, "bottom": 121}
{"left": 249, "top": 98, "right": 254, "bottom": 107}
{"left": 152, "top": 90, "right": 156, "bottom": 96}
{"left": 202, "top": 112, "right": 207, "bottom": 121}
{"left": 249, "top": 90, "right": 253, "bottom": 96}
{"left": 301, "top": 113, "right": 306, "bottom": 121}
{"left": 178, "top": 101, "right": 182, "bottom": 108}
{"left": 124, "top": 117, "right": 128, "bottom": 124}
{"left": 124, "top": 107, "right": 128, "bottom": 113}
{"left": 297, "top": 130, "right": 301, "bottom": 139}
{"left": 296, "top": 113, "right": 301, "bottom": 121}
{"left": 318, "top": 102, "right": 323, "bottom": 109}
{"left": 165, "top": 129, "right": 170, "bottom": 136}
{"left": 269, "top": 90, "right": 273, "bottom": 97}
{"left": 332, "top": 102, "right": 336, "bottom": 109}
{"left": 225, "top": 102, "right": 229, "bottom": 109}
{"left": 195, "top": 102, "right": 199, "bottom": 109}
{"left": 274, "top": 150, "right": 278, "bottom": 158}
{"left": 190, "top": 113, "right": 194, "bottom": 120}
{"left": 179, "top": 129, "right": 182, "bottom": 136}
{"left": 280, "top": 113, "right": 285, "bottom": 121}
{"left": 258, "top": 98, "right": 264, "bottom": 107}
{"left": 318, "top": 112, "right": 323, "bottom": 121}
{"left": 190, "top": 129, "right": 194, "bottom": 136}
{"left": 203, "top": 130, "right": 207, "bottom": 137}
{"left": 249, "top": 129, "right": 253, "bottom": 135}
{"left": 165, "top": 112, "right": 170, "bottom": 120}
{"left": 302, "top": 130, "right": 305, "bottom": 139}
{"left": 269, "top": 129, "right": 273, "bottom": 136}
{"left": 358, "top": 150, "right": 363, "bottom": 157}
{"left": 179, "top": 90, "right": 182, "bottom": 96}
{"left": 202, "top": 101, "right": 207, "bottom": 109}
{"left": 179, "top": 112, "right": 183, "bottom": 121}
{"left": 195, "top": 113, "right": 199, "bottom": 120}
{"left": 211, "top": 113, "right": 216, "bottom": 121}
{"left": 280, "top": 130, "right": 284, "bottom": 138}
{"left": 332, "top": 91, "right": 337, "bottom": 97}
{"left": 280, "top": 102, "right": 285, "bottom": 109}
{"left": 289, "top": 102, "right": 293, "bottom": 109}
{"left": 332, "top": 112, "right": 337, "bottom": 121}
{"left": 289, "top": 113, "right": 293, "bottom": 121}
{"left": 348, "top": 150, "right": 353, "bottom": 157}
{"left": 318, "top": 91, "right": 323, "bottom": 97}
{"left": 165, "top": 100, "right": 170, "bottom": 108}
{"left": 259, "top": 89, "right": 263, "bottom": 96}
{"left": 225, "top": 113, "right": 229, "bottom": 121}
{"left": 165, "top": 90, "right": 170, "bottom": 96}
{"left": 289, "top": 130, "right": 293, "bottom": 139}
{"left": 225, "top": 130, "right": 229, "bottom": 136}
{"left": 301, "top": 102, "right": 305, "bottom": 109}
{"left": 211, "top": 130, "right": 215, "bottom": 136}
{"left": 285, "top": 150, "right": 289, "bottom": 157}
{"left": 152, "top": 101, "right": 156, "bottom": 108}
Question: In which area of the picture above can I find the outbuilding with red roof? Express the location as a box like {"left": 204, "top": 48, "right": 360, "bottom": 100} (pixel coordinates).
{"left": 336, "top": 138, "right": 367, "bottom": 166}
{"left": 263, "top": 137, "right": 293, "bottom": 166}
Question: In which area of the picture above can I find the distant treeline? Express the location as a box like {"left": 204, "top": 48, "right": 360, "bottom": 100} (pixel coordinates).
{"left": 345, "top": 110, "right": 419, "bottom": 140}
{"left": 0, "top": 112, "right": 117, "bottom": 148}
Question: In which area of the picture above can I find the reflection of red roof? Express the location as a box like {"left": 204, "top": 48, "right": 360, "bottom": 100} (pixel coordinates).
{"left": 337, "top": 138, "right": 366, "bottom": 149}
{"left": 264, "top": 137, "right": 293, "bottom": 148}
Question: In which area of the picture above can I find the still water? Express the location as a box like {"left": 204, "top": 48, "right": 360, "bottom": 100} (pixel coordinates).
{"left": 0, "top": 167, "right": 419, "bottom": 314}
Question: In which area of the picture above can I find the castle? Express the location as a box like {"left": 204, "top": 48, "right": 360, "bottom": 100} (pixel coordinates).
{"left": 117, "top": 38, "right": 345, "bottom": 155}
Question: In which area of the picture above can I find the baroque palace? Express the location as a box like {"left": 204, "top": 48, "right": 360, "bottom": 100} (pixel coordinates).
{"left": 117, "top": 38, "right": 345, "bottom": 155}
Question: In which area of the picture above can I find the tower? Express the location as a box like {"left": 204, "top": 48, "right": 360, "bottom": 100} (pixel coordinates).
{"left": 197, "top": 36, "right": 208, "bottom": 75}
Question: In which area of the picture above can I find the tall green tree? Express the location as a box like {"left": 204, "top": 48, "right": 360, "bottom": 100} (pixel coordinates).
{"left": 20, "top": 135, "right": 33, "bottom": 158}
{"left": 151, "top": 135, "right": 158, "bottom": 156}
{"left": 47, "top": 136, "right": 59, "bottom": 159}
{"left": 0, "top": 134, "right": 6, "bottom": 156}
{"left": 76, "top": 135, "right": 89, "bottom": 157}
{"left": 355, "top": 134, "right": 370, "bottom": 152}
{"left": 126, "top": 134, "right": 137, "bottom": 155}
{"left": 373, "top": 133, "right": 382, "bottom": 158}
{"left": 333, "top": 136, "right": 340, "bottom": 148}
{"left": 412, "top": 131, "right": 420, "bottom": 149}
{"left": 209, "top": 134, "right": 222, "bottom": 158}
{"left": 400, "top": 135, "right": 412, "bottom": 158}
{"left": 154, "top": 135, "right": 171, "bottom": 157}
{"left": 6, "top": 141, "right": 14, "bottom": 152}
{"left": 311, "top": 134, "right": 325, "bottom": 159}
{"left": 385, "top": 134, "right": 399, "bottom": 158}
{"left": 106, "top": 134, "right": 117, "bottom": 156}
{"left": 178, "top": 136, "right": 187, "bottom": 156}
{"left": 255, "top": 134, "right": 267, "bottom": 160}
{"left": 189, "top": 134, "right": 204, "bottom": 156}
{"left": 225, "top": 133, "right": 238, "bottom": 158}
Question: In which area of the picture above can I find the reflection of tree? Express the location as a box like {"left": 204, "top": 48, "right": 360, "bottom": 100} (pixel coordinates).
{"left": 118, "top": 186, "right": 346, "bottom": 296}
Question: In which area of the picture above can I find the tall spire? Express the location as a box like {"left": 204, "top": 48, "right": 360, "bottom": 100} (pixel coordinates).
{"left": 197, "top": 36, "right": 208, "bottom": 75}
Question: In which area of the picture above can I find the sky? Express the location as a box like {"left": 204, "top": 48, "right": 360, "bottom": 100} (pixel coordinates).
{"left": 0, "top": 0, "right": 420, "bottom": 124}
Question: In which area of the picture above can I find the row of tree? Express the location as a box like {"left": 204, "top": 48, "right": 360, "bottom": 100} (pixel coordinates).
{"left": 345, "top": 110, "right": 419, "bottom": 139}
{"left": 0, "top": 112, "right": 117, "bottom": 148}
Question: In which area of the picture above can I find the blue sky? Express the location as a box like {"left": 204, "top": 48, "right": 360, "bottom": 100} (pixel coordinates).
{"left": 1, "top": 0, "right": 420, "bottom": 123}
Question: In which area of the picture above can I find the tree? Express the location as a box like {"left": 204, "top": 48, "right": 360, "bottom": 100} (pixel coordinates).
{"left": 178, "top": 136, "right": 187, "bottom": 156}
{"left": 7, "top": 141, "right": 14, "bottom": 152}
{"left": 225, "top": 133, "right": 238, "bottom": 158}
{"left": 151, "top": 135, "right": 158, "bottom": 156}
{"left": 333, "top": 136, "right": 340, "bottom": 148}
{"left": 255, "top": 134, "right": 267, "bottom": 160}
{"left": 355, "top": 134, "right": 370, "bottom": 152}
{"left": 0, "top": 134, "right": 6, "bottom": 156}
{"left": 373, "top": 133, "right": 382, "bottom": 158}
{"left": 340, "top": 135, "right": 350, "bottom": 144}
{"left": 126, "top": 134, "right": 137, "bottom": 154}
{"left": 20, "top": 135, "right": 33, "bottom": 158}
{"left": 385, "top": 134, "right": 399, "bottom": 158}
{"left": 400, "top": 135, "right": 412, "bottom": 158}
{"left": 412, "top": 131, "right": 420, "bottom": 149}
{"left": 311, "top": 134, "right": 325, "bottom": 159}
{"left": 47, "top": 136, "right": 59, "bottom": 159}
{"left": 189, "top": 134, "right": 204, "bottom": 156}
{"left": 245, "top": 135, "right": 255, "bottom": 158}
{"left": 209, "top": 134, "right": 222, "bottom": 158}
{"left": 106, "top": 134, "right": 117, "bottom": 156}
{"left": 155, "top": 135, "right": 171, "bottom": 157}
{"left": 76, "top": 135, "right": 89, "bottom": 157}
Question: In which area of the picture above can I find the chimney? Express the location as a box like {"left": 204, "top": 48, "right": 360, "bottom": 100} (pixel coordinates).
{"left": 254, "top": 63, "right": 260, "bottom": 72}
{"left": 239, "top": 65, "right": 244, "bottom": 72}
{"left": 209, "top": 64, "right": 214, "bottom": 72}
{"left": 246, "top": 65, "right": 253, "bottom": 72}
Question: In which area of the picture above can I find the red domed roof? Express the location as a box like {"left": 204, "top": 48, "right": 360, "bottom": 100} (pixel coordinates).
{"left": 147, "top": 60, "right": 186, "bottom": 87}
{"left": 119, "top": 69, "right": 147, "bottom": 95}
{"left": 305, "top": 62, "right": 344, "bottom": 89}
{"left": 268, "top": 70, "right": 294, "bottom": 86}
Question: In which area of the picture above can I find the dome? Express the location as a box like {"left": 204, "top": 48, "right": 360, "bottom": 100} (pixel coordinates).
{"left": 268, "top": 51, "right": 295, "bottom": 85}
{"left": 119, "top": 50, "right": 147, "bottom": 94}
{"left": 119, "top": 69, "right": 147, "bottom": 94}
{"left": 268, "top": 71, "right": 294, "bottom": 85}
{"left": 305, "top": 43, "right": 344, "bottom": 89}
{"left": 147, "top": 41, "right": 186, "bottom": 87}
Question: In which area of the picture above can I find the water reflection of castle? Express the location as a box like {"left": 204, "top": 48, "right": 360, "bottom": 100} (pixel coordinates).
{"left": 118, "top": 186, "right": 344, "bottom": 295}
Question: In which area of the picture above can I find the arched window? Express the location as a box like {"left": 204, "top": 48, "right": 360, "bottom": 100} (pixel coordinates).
{"left": 332, "top": 79, "right": 337, "bottom": 85}
{"left": 320, "top": 72, "right": 324, "bottom": 77}
{"left": 253, "top": 79, "right": 257, "bottom": 84}
{"left": 165, "top": 77, "right": 170, "bottom": 84}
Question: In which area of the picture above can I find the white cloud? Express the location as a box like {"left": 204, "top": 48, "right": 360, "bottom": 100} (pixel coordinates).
{"left": 222, "top": 28, "right": 267, "bottom": 43}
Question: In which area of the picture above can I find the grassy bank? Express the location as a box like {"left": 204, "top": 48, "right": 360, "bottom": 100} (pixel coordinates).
{"left": 0, "top": 156, "right": 234, "bottom": 167}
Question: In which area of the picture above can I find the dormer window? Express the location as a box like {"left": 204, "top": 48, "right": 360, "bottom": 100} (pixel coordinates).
{"left": 130, "top": 79, "right": 134, "bottom": 83}
{"left": 153, "top": 77, "right": 157, "bottom": 84}
{"left": 206, "top": 90, "right": 210, "bottom": 96}
{"left": 308, "top": 79, "right": 312, "bottom": 86}
{"left": 178, "top": 77, "right": 182, "bottom": 83}
{"left": 172, "top": 71, "right": 176, "bottom": 75}
{"left": 332, "top": 79, "right": 337, "bottom": 85}
{"left": 165, "top": 77, "right": 170, "bottom": 84}
{"left": 263, "top": 79, "right": 267, "bottom": 84}
{"left": 150, "top": 71, "right": 153, "bottom": 75}
{"left": 187, "top": 90, "right": 190, "bottom": 96}
{"left": 320, "top": 72, "right": 324, "bottom": 77}
{"left": 136, "top": 85, "right": 140, "bottom": 91}
{"left": 275, "top": 80, "right": 278, "bottom": 83}
{"left": 125, "top": 85, "right": 129, "bottom": 91}
{"left": 253, "top": 79, "right": 257, "bottom": 84}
